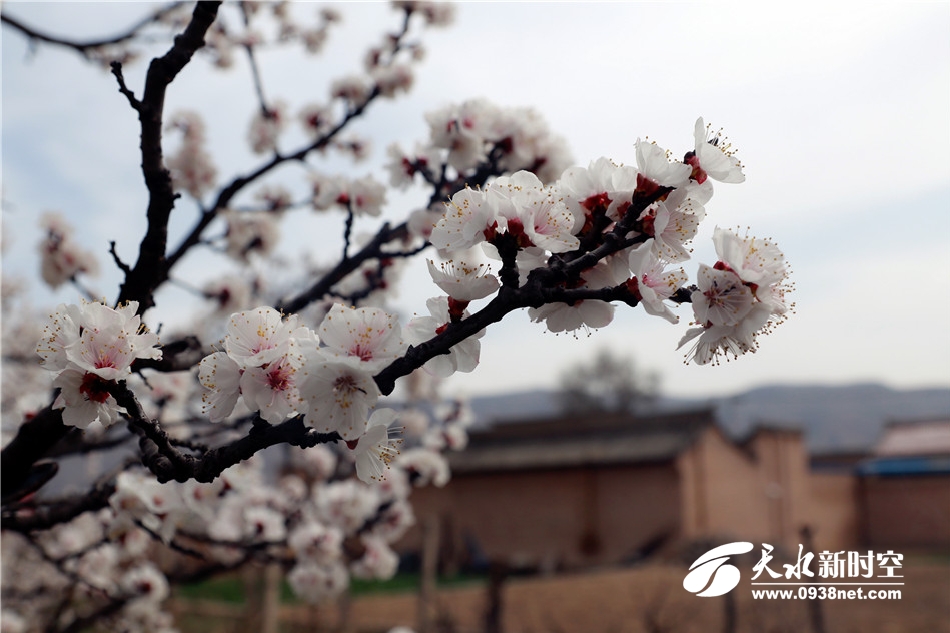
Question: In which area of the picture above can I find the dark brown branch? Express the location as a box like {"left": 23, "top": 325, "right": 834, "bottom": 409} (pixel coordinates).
{"left": 239, "top": 3, "right": 270, "bottom": 117}
{"left": 0, "top": 3, "right": 186, "bottom": 56}
{"left": 373, "top": 187, "right": 673, "bottom": 396}
{"left": 108, "top": 240, "right": 131, "bottom": 274}
{"left": 109, "top": 61, "right": 141, "bottom": 110}
{"left": 133, "top": 336, "right": 206, "bottom": 373}
{"left": 116, "top": 1, "right": 222, "bottom": 314}
{"left": 108, "top": 382, "right": 340, "bottom": 484}
{"left": 163, "top": 84, "right": 383, "bottom": 275}
{"left": 2, "top": 480, "right": 116, "bottom": 533}
{"left": 276, "top": 149, "right": 515, "bottom": 315}
{"left": 0, "top": 406, "right": 69, "bottom": 502}
{"left": 58, "top": 598, "right": 130, "bottom": 633}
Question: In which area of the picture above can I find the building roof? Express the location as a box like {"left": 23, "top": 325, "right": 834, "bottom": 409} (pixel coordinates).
{"left": 448, "top": 408, "right": 716, "bottom": 474}
{"left": 857, "top": 456, "right": 950, "bottom": 477}
{"left": 873, "top": 419, "right": 950, "bottom": 458}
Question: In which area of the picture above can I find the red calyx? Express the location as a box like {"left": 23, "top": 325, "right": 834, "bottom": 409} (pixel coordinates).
{"left": 685, "top": 152, "right": 708, "bottom": 184}
{"left": 79, "top": 373, "right": 112, "bottom": 404}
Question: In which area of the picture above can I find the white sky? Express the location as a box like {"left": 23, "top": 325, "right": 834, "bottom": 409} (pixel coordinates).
{"left": 2, "top": 2, "right": 949, "bottom": 400}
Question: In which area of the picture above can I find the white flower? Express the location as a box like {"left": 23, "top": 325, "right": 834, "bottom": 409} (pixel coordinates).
{"left": 289, "top": 521, "right": 343, "bottom": 564}
{"left": 346, "top": 175, "right": 387, "bottom": 216}
{"left": 384, "top": 142, "right": 441, "bottom": 189}
{"left": 425, "top": 99, "right": 496, "bottom": 171}
{"left": 426, "top": 259, "right": 499, "bottom": 301}
{"left": 372, "top": 63, "right": 414, "bottom": 98}
{"left": 166, "top": 113, "right": 217, "bottom": 199}
{"left": 204, "top": 274, "right": 252, "bottom": 315}
{"left": 627, "top": 240, "right": 687, "bottom": 324}
{"left": 292, "top": 444, "right": 338, "bottom": 480}
{"left": 1, "top": 610, "right": 26, "bottom": 633}
{"left": 396, "top": 447, "right": 450, "bottom": 487}
{"left": 691, "top": 264, "right": 754, "bottom": 328}
{"left": 635, "top": 140, "right": 691, "bottom": 189}
{"left": 224, "top": 306, "right": 297, "bottom": 368}
{"left": 63, "top": 301, "right": 160, "bottom": 381}
{"left": 318, "top": 304, "right": 405, "bottom": 372}
{"left": 38, "top": 212, "right": 99, "bottom": 289}
{"left": 247, "top": 101, "right": 287, "bottom": 154}
{"left": 331, "top": 75, "right": 372, "bottom": 107}
{"left": 527, "top": 262, "right": 617, "bottom": 334}
{"left": 367, "top": 496, "right": 415, "bottom": 542}
{"left": 223, "top": 211, "right": 280, "bottom": 261}
{"left": 639, "top": 201, "right": 702, "bottom": 264}
{"left": 36, "top": 301, "right": 161, "bottom": 428}
{"left": 120, "top": 563, "right": 169, "bottom": 604}
{"left": 198, "top": 352, "right": 243, "bottom": 422}
{"left": 678, "top": 304, "right": 771, "bottom": 365}
{"left": 300, "top": 357, "right": 379, "bottom": 441}
{"left": 557, "top": 157, "right": 636, "bottom": 227}
{"left": 712, "top": 227, "right": 787, "bottom": 303}
{"left": 52, "top": 368, "right": 122, "bottom": 429}
{"left": 350, "top": 536, "right": 399, "bottom": 580}
{"left": 430, "top": 186, "right": 495, "bottom": 253}
{"left": 403, "top": 297, "right": 483, "bottom": 377}
{"left": 490, "top": 171, "right": 579, "bottom": 253}
{"left": 314, "top": 479, "right": 379, "bottom": 532}
{"left": 243, "top": 506, "right": 287, "bottom": 542}
{"left": 690, "top": 118, "right": 745, "bottom": 184}
{"left": 528, "top": 299, "right": 614, "bottom": 334}
{"left": 350, "top": 409, "right": 403, "bottom": 484}
{"left": 288, "top": 562, "right": 348, "bottom": 604}
{"left": 36, "top": 303, "right": 81, "bottom": 373}
{"left": 110, "top": 472, "right": 186, "bottom": 543}
{"left": 299, "top": 102, "right": 333, "bottom": 138}
{"left": 239, "top": 352, "right": 304, "bottom": 424}
{"left": 311, "top": 173, "right": 345, "bottom": 211}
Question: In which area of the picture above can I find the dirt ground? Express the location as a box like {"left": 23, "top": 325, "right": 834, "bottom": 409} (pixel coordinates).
{"left": 175, "top": 562, "right": 950, "bottom": 633}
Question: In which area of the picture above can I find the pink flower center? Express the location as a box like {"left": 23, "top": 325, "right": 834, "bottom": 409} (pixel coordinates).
{"left": 350, "top": 345, "right": 374, "bottom": 362}
{"left": 266, "top": 363, "right": 293, "bottom": 391}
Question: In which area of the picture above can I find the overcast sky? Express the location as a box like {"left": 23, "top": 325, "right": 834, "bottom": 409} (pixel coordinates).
{"left": 2, "top": 2, "right": 949, "bottom": 400}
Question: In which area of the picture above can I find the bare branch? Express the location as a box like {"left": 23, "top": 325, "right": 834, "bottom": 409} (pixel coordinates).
{"left": 116, "top": 1, "right": 222, "bottom": 314}
{"left": 0, "top": 3, "right": 186, "bottom": 56}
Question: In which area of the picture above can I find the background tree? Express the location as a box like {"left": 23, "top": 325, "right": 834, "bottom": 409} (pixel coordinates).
{"left": 557, "top": 349, "right": 660, "bottom": 415}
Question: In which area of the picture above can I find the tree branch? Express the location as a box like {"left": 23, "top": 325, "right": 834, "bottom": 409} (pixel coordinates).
{"left": 0, "top": 3, "right": 186, "bottom": 57}
{"left": 108, "top": 382, "right": 340, "bottom": 484}
{"left": 116, "top": 1, "right": 222, "bottom": 314}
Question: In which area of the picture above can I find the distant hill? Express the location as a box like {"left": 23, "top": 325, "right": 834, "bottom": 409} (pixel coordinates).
{"left": 468, "top": 383, "right": 950, "bottom": 453}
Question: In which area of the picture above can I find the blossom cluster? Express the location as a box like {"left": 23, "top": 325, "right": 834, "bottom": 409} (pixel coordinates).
{"left": 418, "top": 116, "right": 789, "bottom": 357}
{"left": 2, "top": 414, "right": 459, "bottom": 629}
{"left": 35, "top": 301, "right": 161, "bottom": 428}
{"left": 679, "top": 227, "right": 792, "bottom": 365}
{"left": 37, "top": 212, "right": 99, "bottom": 289}
{"left": 166, "top": 110, "right": 218, "bottom": 199}
{"left": 386, "top": 98, "right": 573, "bottom": 196}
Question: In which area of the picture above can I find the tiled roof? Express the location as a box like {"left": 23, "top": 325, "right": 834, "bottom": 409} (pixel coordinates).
{"left": 448, "top": 408, "right": 715, "bottom": 473}
{"left": 874, "top": 419, "right": 950, "bottom": 457}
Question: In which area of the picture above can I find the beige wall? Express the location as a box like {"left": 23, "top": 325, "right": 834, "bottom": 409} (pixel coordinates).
{"left": 400, "top": 426, "right": 919, "bottom": 568}
{"left": 861, "top": 475, "right": 950, "bottom": 549}
{"left": 402, "top": 462, "right": 681, "bottom": 569}
{"left": 808, "top": 473, "right": 859, "bottom": 550}
{"left": 677, "top": 428, "right": 772, "bottom": 545}
{"left": 678, "top": 428, "right": 846, "bottom": 551}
